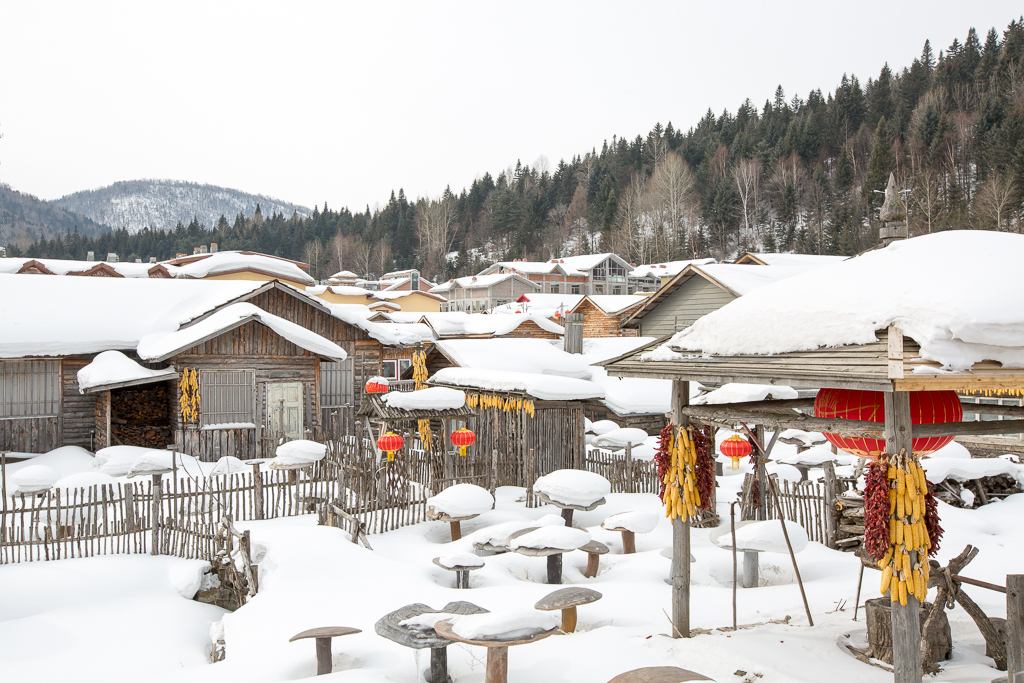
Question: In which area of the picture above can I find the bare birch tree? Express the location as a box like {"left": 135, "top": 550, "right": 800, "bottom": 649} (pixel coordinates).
{"left": 974, "top": 171, "right": 1018, "bottom": 231}
{"left": 414, "top": 189, "right": 459, "bottom": 281}
{"left": 734, "top": 158, "right": 762, "bottom": 245}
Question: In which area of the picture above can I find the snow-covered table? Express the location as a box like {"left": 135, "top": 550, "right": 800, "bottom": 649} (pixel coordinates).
{"left": 426, "top": 484, "right": 494, "bottom": 541}
{"left": 710, "top": 519, "right": 807, "bottom": 588}
{"left": 433, "top": 554, "right": 485, "bottom": 589}
{"left": 606, "top": 666, "right": 714, "bottom": 682}
{"left": 508, "top": 526, "right": 591, "bottom": 584}
{"left": 434, "top": 614, "right": 558, "bottom": 683}
{"left": 375, "top": 601, "right": 488, "bottom": 683}
{"left": 532, "top": 469, "right": 610, "bottom": 526}
{"left": 601, "top": 511, "right": 658, "bottom": 554}
{"left": 288, "top": 626, "right": 361, "bottom": 676}
{"left": 534, "top": 586, "right": 602, "bottom": 634}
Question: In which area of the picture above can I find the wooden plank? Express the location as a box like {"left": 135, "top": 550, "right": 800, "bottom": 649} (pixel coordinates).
{"left": 681, "top": 406, "right": 884, "bottom": 438}
{"left": 670, "top": 379, "right": 690, "bottom": 640}
{"left": 1008, "top": 574, "right": 1024, "bottom": 680}
{"left": 914, "top": 419, "right": 1024, "bottom": 437}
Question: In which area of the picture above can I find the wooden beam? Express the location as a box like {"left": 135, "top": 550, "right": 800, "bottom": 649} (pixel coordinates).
{"left": 895, "top": 376, "right": 1024, "bottom": 392}
{"left": 913, "top": 419, "right": 1024, "bottom": 437}
{"left": 692, "top": 397, "right": 817, "bottom": 414}
{"left": 679, "top": 406, "right": 885, "bottom": 438}
{"left": 671, "top": 379, "right": 690, "bottom": 640}
{"left": 960, "top": 401, "right": 1024, "bottom": 418}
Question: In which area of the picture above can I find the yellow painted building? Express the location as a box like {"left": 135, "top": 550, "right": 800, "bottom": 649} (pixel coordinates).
{"left": 309, "top": 286, "right": 445, "bottom": 313}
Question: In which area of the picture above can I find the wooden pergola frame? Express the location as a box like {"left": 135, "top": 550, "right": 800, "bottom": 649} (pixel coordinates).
{"left": 604, "top": 324, "right": 1024, "bottom": 683}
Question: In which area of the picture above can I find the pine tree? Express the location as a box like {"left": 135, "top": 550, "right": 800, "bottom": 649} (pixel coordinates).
{"left": 863, "top": 117, "right": 893, "bottom": 208}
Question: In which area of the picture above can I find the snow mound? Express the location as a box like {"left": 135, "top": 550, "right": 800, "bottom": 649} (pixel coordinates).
{"left": 922, "top": 457, "right": 1024, "bottom": 486}
{"left": 384, "top": 387, "right": 466, "bottom": 411}
{"left": 400, "top": 612, "right": 459, "bottom": 631}
{"left": 509, "top": 526, "right": 591, "bottom": 552}
{"left": 127, "top": 451, "right": 179, "bottom": 477}
{"left": 584, "top": 417, "right": 594, "bottom": 433}
{"left": 427, "top": 484, "right": 494, "bottom": 517}
{"left": 12, "top": 464, "right": 59, "bottom": 493}
{"left": 534, "top": 469, "right": 611, "bottom": 507}
{"left": 714, "top": 520, "right": 809, "bottom": 554}
{"left": 602, "top": 511, "right": 658, "bottom": 534}
{"left": 766, "top": 463, "right": 803, "bottom": 483}
{"left": 591, "top": 427, "right": 649, "bottom": 450}
{"left": 95, "top": 446, "right": 160, "bottom": 477}
{"left": 589, "top": 420, "right": 620, "bottom": 435}
{"left": 448, "top": 610, "right": 559, "bottom": 641}
{"left": 774, "top": 445, "right": 838, "bottom": 467}
{"left": 54, "top": 471, "right": 119, "bottom": 490}
{"left": 209, "top": 456, "right": 250, "bottom": 477}
{"left": 274, "top": 440, "right": 327, "bottom": 465}
{"left": 436, "top": 553, "right": 485, "bottom": 569}
{"left": 698, "top": 383, "right": 798, "bottom": 404}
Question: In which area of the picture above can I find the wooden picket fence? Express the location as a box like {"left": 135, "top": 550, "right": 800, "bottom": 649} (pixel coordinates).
{"left": 583, "top": 447, "right": 660, "bottom": 494}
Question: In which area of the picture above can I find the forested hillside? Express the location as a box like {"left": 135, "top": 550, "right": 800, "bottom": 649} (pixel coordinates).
{"left": 0, "top": 184, "right": 110, "bottom": 245}
{"left": 12, "top": 18, "right": 1024, "bottom": 282}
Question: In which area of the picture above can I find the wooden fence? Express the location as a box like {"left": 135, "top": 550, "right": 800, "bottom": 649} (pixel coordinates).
{"left": 583, "top": 447, "right": 660, "bottom": 494}
{"left": 739, "top": 471, "right": 837, "bottom": 547}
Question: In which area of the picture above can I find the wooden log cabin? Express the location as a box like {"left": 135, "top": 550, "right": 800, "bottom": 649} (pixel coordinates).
{"left": 566, "top": 295, "right": 647, "bottom": 337}
{"left": 0, "top": 275, "right": 426, "bottom": 459}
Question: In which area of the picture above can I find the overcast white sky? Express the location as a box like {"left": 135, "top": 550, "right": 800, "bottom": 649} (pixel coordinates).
{"left": 1, "top": 1, "right": 1021, "bottom": 211}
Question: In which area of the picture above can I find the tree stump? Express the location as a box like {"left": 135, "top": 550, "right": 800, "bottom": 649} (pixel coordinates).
{"left": 865, "top": 597, "right": 951, "bottom": 666}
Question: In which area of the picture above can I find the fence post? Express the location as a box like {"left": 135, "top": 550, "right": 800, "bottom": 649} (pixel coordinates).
{"left": 526, "top": 448, "right": 535, "bottom": 508}
{"left": 625, "top": 443, "right": 634, "bottom": 494}
{"left": 151, "top": 473, "right": 162, "bottom": 556}
{"left": 821, "top": 460, "right": 838, "bottom": 549}
{"left": 252, "top": 463, "right": 264, "bottom": 520}
{"left": 1008, "top": 574, "right": 1024, "bottom": 681}
{"left": 490, "top": 449, "right": 498, "bottom": 509}
{"left": 124, "top": 485, "right": 135, "bottom": 533}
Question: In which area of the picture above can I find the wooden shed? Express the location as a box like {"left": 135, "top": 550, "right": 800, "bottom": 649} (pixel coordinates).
{"left": 566, "top": 295, "right": 646, "bottom": 337}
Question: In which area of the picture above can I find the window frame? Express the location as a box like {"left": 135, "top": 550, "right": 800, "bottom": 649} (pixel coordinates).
{"left": 200, "top": 369, "right": 256, "bottom": 428}
{"left": 0, "top": 360, "right": 61, "bottom": 419}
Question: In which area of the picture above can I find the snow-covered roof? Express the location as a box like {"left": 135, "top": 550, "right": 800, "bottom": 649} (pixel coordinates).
{"left": 429, "top": 272, "right": 540, "bottom": 293}
{"left": 0, "top": 274, "right": 268, "bottom": 358}
{"left": 430, "top": 367, "right": 605, "bottom": 401}
{"left": 435, "top": 339, "right": 593, "bottom": 378}
{"left": 329, "top": 270, "right": 358, "bottom": 279}
{"left": 423, "top": 313, "right": 564, "bottom": 338}
{"left": 77, "top": 351, "right": 177, "bottom": 393}
{"left": 326, "top": 303, "right": 435, "bottom": 346}
{"left": 646, "top": 232, "right": 1024, "bottom": 371}
{"left": 0, "top": 257, "right": 173, "bottom": 278}
{"left": 573, "top": 295, "right": 649, "bottom": 315}
{"left": 137, "top": 302, "right": 346, "bottom": 361}
{"left": 579, "top": 337, "right": 691, "bottom": 415}
{"left": 489, "top": 293, "right": 585, "bottom": 317}
{"left": 737, "top": 253, "right": 848, "bottom": 267}
{"left": 629, "top": 258, "right": 716, "bottom": 279}
{"left": 169, "top": 251, "right": 315, "bottom": 285}
{"left": 479, "top": 261, "right": 567, "bottom": 276}
{"left": 691, "top": 263, "right": 821, "bottom": 296}
{"left": 556, "top": 253, "right": 629, "bottom": 275}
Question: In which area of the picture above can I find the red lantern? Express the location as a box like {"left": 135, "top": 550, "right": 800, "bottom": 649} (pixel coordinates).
{"left": 720, "top": 434, "right": 752, "bottom": 470}
{"left": 365, "top": 377, "right": 390, "bottom": 394}
{"left": 450, "top": 427, "right": 476, "bottom": 456}
{"left": 377, "top": 431, "right": 404, "bottom": 461}
{"left": 815, "top": 389, "right": 962, "bottom": 459}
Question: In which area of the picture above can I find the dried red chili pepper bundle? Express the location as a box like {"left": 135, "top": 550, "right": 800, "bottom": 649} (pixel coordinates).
{"left": 655, "top": 423, "right": 673, "bottom": 501}
{"left": 863, "top": 459, "right": 891, "bottom": 561}
{"left": 690, "top": 426, "right": 715, "bottom": 510}
{"left": 924, "top": 480, "right": 943, "bottom": 557}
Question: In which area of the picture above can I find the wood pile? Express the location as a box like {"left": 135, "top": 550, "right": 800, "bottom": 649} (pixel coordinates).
{"left": 111, "top": 385, "right": 172, "bottom": 448}
{"left": 931, "top": 474, "right": 1021, "bottom": 508}
{"left": 834, "top": 490, "right": 865, "bottom": 552}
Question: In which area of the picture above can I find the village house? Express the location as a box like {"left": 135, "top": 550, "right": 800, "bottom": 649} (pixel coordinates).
{"left": 307, "top": 284, "right": 446, "bottom": 313}
{"left": 430, "top": 272, "right": 540, "bottom": 311}
{"left": 627, "top": 257, "right": 717, "bottom": 291}
{"left": 162, "top": 250, "right": 316, "bottom": 288}
{"left": 566, "top": 295, "right": 648, "bottom": 337}
{"left": 477, "top": 253, "right": 634, "bottom": 296}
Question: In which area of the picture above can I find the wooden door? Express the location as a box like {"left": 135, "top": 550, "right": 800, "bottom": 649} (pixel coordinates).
{"left": 267, "top": 382, "right": 304, "bottom": 441}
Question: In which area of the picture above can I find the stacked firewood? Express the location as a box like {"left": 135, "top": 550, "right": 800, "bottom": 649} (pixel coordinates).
{"left": 834, "top": 490, "right": 865, "bottom": 552}
{"left": 111, "top": 385, "right": 172, "bottom": 448}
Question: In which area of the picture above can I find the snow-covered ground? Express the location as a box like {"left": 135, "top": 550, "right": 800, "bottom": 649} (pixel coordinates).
{"left": 2, "top": 470, "right": 1020, "bottom": 682}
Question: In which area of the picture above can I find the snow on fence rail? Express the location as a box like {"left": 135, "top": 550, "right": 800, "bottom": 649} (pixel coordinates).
{"left": 583, "top": 448, "right": 660, "bottom": 494}
{"left": 740, "top": 472, "right": 835, "bottom": 547}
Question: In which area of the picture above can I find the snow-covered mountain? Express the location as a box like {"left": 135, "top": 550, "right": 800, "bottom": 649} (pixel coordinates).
{"left": 53, "top": 179, "right": 311, "bottom": 234}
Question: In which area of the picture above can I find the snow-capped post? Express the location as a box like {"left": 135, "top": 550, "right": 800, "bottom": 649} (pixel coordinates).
{"left": 150, "top": 473, "right": 162, "bottom": 556}
{"left": 671, "top": 379, "right": 691, "bottom": 638}
{"left": 879, "top": 173, "right": 909, "bottom": 247}
{"left": 1009, "top": 574, "right": 1024, "bottom": 681}
{"left": 885, "top": 391, "right": 921, "bottom": 683}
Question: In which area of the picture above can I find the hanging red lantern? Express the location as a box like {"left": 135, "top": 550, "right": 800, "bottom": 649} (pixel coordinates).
{"left": 365, "top": 377, "right": 390, "bottom": 394}
{"left": 720, "top": 434, "right": 752, "bottom": 470}
{"left": 377, "top": 431, "right": 404, "bottom": 461}
{"left": 814, "top": 389, "right": 962, "bottom": 459}
{"left": 450, "top": 427, "right": 476, "bottom": 456}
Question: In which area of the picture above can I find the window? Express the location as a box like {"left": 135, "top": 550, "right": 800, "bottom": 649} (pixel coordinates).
{"left": 613, "top": 286, "right": 622, "bottom": 295}
{"left": 200, "top": 370, "right": 254, "bottom": 427}
{"left": 411, "top": 272, "right": 420, "bottom": 290}
{"left": 380, "top": 360, "right": 398, "bottom": 379}
{"left": 571, "top": 285, "right": 581, "bottom": 294}
{"left": 595, "top": 285, "right": 604, "bottom": 295}
{"left": 550, "top": 284, "right": 559, "bottom": 294}
{"left": 1, "top": 360, "right": 60, "bottom": 418}
{"left": 961, "top": 396, "right": 1023, "bottom": 438}
{"left": 320, "top": 359, "right": 354, "bottom": 407}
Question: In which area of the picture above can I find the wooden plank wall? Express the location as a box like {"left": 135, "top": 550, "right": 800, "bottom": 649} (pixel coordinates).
{"left": 61, "top": 357, "right": 96, "bottom": 448}
{"left": 639, "top": 276, "right": 736, "bottom": 337}
{"left": 0, "top": 416, "right": 59, "bottom": 453}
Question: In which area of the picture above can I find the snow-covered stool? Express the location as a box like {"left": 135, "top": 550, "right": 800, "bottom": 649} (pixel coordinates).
{"left": 434, "top": 610, "right": 559, "bottom": 683}
{"left": 508, "top": 525, "right": 591, "bottom": 584}
{"left": 533, "top": 469, "right": 611, "bottom": 527}
{"left": 470, "top": 515, "right": 564, "bottom": 556}
{"left": 659, "top": 547, "right": 696, "bottom": 585}
{"left": 534, "top": 586, "right": 602, "bottom": 634}
{"left": 607, "top": 666, "right": 715, "bottom": 682}
{"left": 601, "top": 511, "right": 658, "bottom": 554}
{"left": 710, "top": 519, "right": 808, "bottom": 588}
{"left": 426, "top": 484, "right": 494, "bottom": 542}
{"left": 579, "top": 540, "right": 609, "bottom": 578}
{"left": 11, "top": 464, "right": 59, "bottom": 495}
{"left": 590, "top": 427, "right": 649, "bottom": 451}
{"left": 289, "top": 626, "right": 361, "bottom": 676}
{"left": 375, "top": 601, "right": 488, "bottom": 683}
{"left": 271, "top": 440, "right": 327, "bottom": 514}
{"left": 433, "top": 553, "right": 485, "bottom": 589}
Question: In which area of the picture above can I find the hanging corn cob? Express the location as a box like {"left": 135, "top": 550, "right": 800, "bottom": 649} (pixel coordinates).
{"left": 660, "top": 425, "right": 701, "bottom": 522}
{"left": 178, "top": 368, "right": 200, "bottom": 424}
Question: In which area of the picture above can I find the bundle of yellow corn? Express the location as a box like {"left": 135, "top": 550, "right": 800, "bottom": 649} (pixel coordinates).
{"left": 662, "top": 426, "right": 700, "bottom": 521}
{"left": 879, "top": 449, "right": 931, "bottom": 606}
{"left": 178, "top": 368, "right": 200, "bottom": 423}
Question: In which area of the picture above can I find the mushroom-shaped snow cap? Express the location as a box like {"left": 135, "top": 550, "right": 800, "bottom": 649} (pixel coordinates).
{"left": 509, "top": 526, "right": 591, "bottom": 553}
{"left": 712, "top": 519, "right": 808, "bottom": 554}
{"left": 435, "top": 553, "right": 485, "bottom": 571}
{"left": 274, "top": 440, "right": 327, "bottom": 465}
{"left": 427, "top": 483, "right": 494, "bottom": 518}
{"left": 534, "top": 587, "right": 602, "bottom": 611}
{"left": 12, "top": 464, "right": 59, "bottom": 493}
{"left": 589, "top": 420, "right": 619, "bottom": 435}
{"left": 533, "top": 469, "right": 611, "bottom": 509}
{"left": 54, "top": 471, "right": 118, "bottom": 490}
{"left": 584, "top": 417, "right": 594, "bottom": 433}
{"left": 209, "top": 455, "right": 250, "bottom": 477}
{"left": 602, "top": 511, "right": 659, "bottom": 534}
{"left": 447, "top": 609, "right": 559, "bottom": 642}
{"left": 591, "top": 428, "right": 649, "bottom": 450}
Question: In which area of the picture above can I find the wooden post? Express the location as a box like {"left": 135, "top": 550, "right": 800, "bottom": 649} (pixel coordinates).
{"left": 885, "top": 391, "right": 921, "bottom": 683}
{"left": 755, "top": 424, "right": 768, "bottom": 521}
{"left": 252, "top": 463, "right": 264, "bottom": 520}
{"left": 124, "top": 485, "right": 135, "bottom": 533}
{"left": 822, "top": 460, "right": 838, "bottom": 549}
{"left": 430, "top": 648, "right": 447, "bottom": 683}
{"left": 1008, "top": 574, "right": 1024, "bottom": 681}
{"left": 730, "top": 502, "right": 738, "bottom": 631}
{"left": 489, "top": 448, "right": 498, "bottom": 508}
{"left": 315, "top": 636, "right": 332, "bottom": 675}
{"left": 486, "top": 645, "right": 508, "bottom": 683}
{"left": 625, "top": 443, "right": 634, "bottom": 494}
{"left": 150, "top": 473, "right": 162, "bottom": 556}
{"left": 671, "top": 379, "right": 690, "bottom": 638}
{"left": 526, "top": 448, "right": 535, "bottom": 508}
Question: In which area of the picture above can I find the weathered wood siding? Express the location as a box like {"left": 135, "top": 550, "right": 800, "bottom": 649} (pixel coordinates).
{"left": 0, "top": 416, "right": 59, "bottom": 453}
{"left": 639, "top": 276, "right": 736, "bottom": 337}
{"left": 576, "top": 300, "right": 640, "bottom": 338}
{"left": 582, "top": 400, "right": 667, "bottom": 435}
{"left": 62, "top": 357, "right": 96, "bottom": 448}
{"left": 501, "top": 320, "right": 562, "bottom": 340}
